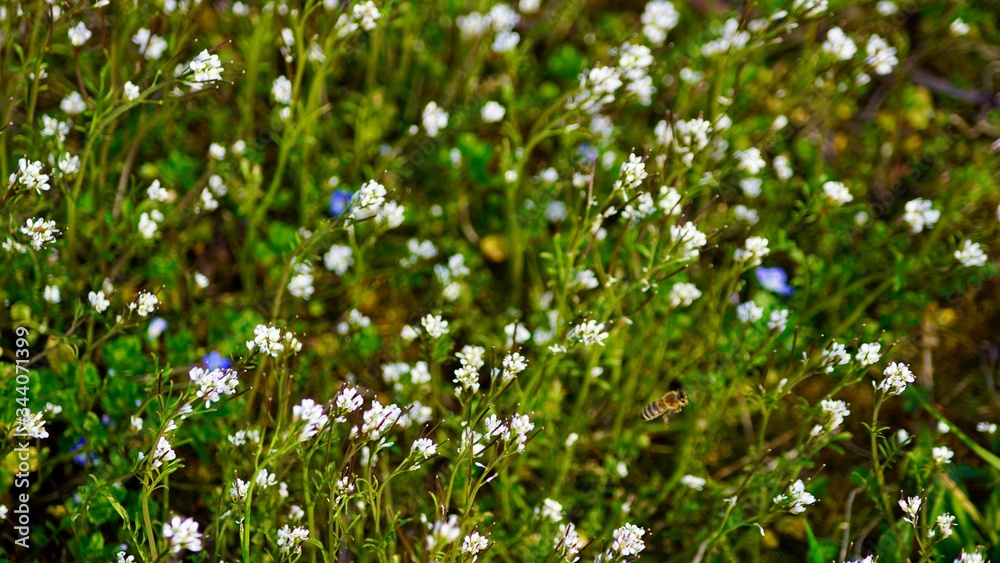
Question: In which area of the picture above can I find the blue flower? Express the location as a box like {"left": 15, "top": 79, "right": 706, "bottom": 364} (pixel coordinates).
{"left": 329, "top": 189, "right": 353, "bottom": 217}
{"left": 203, "top": 350, "right": 232, "bottom": 370}
{"left": 756, "top": 266, "right": 794, "bottom": 295}
{"left": 70, "top": 437, "right": 97, "bottom": 466}
{"left": 577, "top": 143, "right": 598, "bottom": 164}
{"left": 147, "top": 317, "right": 168, "bottom": 340}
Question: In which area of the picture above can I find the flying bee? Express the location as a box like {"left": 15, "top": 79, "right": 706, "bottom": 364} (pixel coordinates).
{"left": 641, "top": 390, "right": 688, "bottom": 426}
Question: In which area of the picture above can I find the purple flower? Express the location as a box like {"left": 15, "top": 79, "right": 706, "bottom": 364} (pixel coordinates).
{"left": 577, "top": 143, "right": 598, "bottom": 164}
{"left": 147, "top": 317, "right": 168, "bottom": 340}
{"left": 329, "top": 189, "right": 352, "bottom": 217}
{"left": 71, "top": 438, "right": 98, "bottom": 466}
{"left": 203, "top": 350, "right": 232, "bottom": 370}
{"left": 756, "top": 267, "right": 794, "bottom": 295}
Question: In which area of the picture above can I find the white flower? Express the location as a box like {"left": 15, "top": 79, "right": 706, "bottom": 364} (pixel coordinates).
{"left": 188, "top": 366, "right": 240, "bottom": 408}
{"left": 740, "top": 178, "right": 762, "bottom": 198}
{"left": 949, "top": 18, "right": 969, "bottom": 37}
{"left": 324, "top": 244, "right": 354, "bottom": 275}
{"left": 955, "top": 240, "right": 987, "bottom": 267}
{"left": 272, "top": 75, "right": 293, "bottom": 105}
{"left": 421, "top": 314, "right": 449, "bottom": 339}
{"left": 641, "top": 0, "right": 679, "bottom": 44}
{"left": 349, "top": 179, "right": 387, "bottom": 220}
{"left": 89, "top": 290, "right": 110, "bottom": 313}
{"left": 670, "top": 222, "right": 708, "bottom": 261}
{"left": 681, "top": 475, "right": 706, "bottom": 491}
{"left": 736, "top": 301, "right": 763, "bottom": 324}
{"left": 774, "top": 479, "right": 816, "bottom": 514}
{"left": 482, "top": 101, "right": 506, "bottom": 123}
{"left": 818, "top": 399, "right": 850, "bottom": 433}
{"left": 162, "top": 517, "right": 202, "bottom": 553}
{"left": 822, "top": 342, "right": 851, "bottom": 372}
{"left": 422, "top": 101, "right": 449, "bottom": 137}
{"left": 501, "top": 352, "right": 528, "bottom": 381}
{"left": 246, "top": 324, "right": 285, "bottom": 357}
{"left": 20, "top": 217, "right": 59, "bottom": 251}
{"left": 292, "top": 398, "right": 329, "bottom": 441}
{"left": 610, "top": 523, "right": 645, "bottom": 556}
{"left": 132, "top": 29, "right": 168, "bottom": 60}
{"left": 492, "top": 30, "right": 520, "bottom": 53}
{"left": 735, "top": 236, "right": 770, "bottom": 267}
{"left": 866, "top": 35, "right": 898, "bottom": 76}
{"left": 123, "top": 81, "right": 141, "bottom": 101}
{"left": 288, "top": 260, "right": 315, "bottom": 299}
{"left": 822, "top": 27, "right": 857, "bottom": 60}
{"left": 540, "top": 498, "right": 564, "bottom": 523}
{"left": 151, "top": 436, "right": 176, "bottom": 469}
{"left": 669, "top": 282, "right": 701, "bottom": 308}
{"left": 61, "top": 92, "right": 86, "bottom": 115}
{"left": 955, "top": 551, "right": 987, "bottom": 563}
{"left": 768, "top": 309, "right": 789, "bottom": 332}
{"left": 356, "top": 400, "right": 402, "bottom": 441}
{"left": 568, "top": 319, "right": 609, "bottom": 347}
{"left": 276, "top": 525, "right": 310, "bottom": 555}
{"left": 375, "top": 200, "right": 405, "bottom": 229}
{"left": 902, "top": 198, "right": 940, "bottom": 233}
{"left": 186, "top": 50, "right": 224, "bottom": 88}
{"left": 11, "top": 158, "right": 51, "bottom": 194}
{"left": 822, "top": 181, "right": 853, "bottom": 205}
{"left": 614, "top": 152, "right": 647, "bottom": 195}
{"left": 658, "top": 186, "right": 683, "bottom": 215}
{"left": 128, "top": 291, "right": 159, "bottom": 317}
{"left": 555, "top": 523, "right": 585, "bottom": 561}
{"left": 936, "top": 513, "right": 955, "bottom": 538}
{"left": 855, "top": 343, "right": 881, "bottom": 366}
{"left": 932, "top": 446, "right": 954, "bottom": 465}
{"left": 228, "top": 477, "right": 249, "bottom": 500}
{"left": 15, "top": 409, "right": 49, "bottom": 439}
{"left": 43, "top": 285, "right": 60, "bottom": 304}
{"left": 353, "top": 1, "right": 381, "bottom": 30}
{"left": 137, "top": 211, "right": 164, "bottom": 240}
{"left": 736, "top": 148, "right": 766, "bottom": 175}
{"left": 461, "top": 531, "right": 490, "bottom": 560}
{"left": 977, "top": 421, "right": 997, "bottom": 435}
{"left": 411, "top": 438, "right": 437, "bottom": 461}
{"left": 68, "top": 22, "right": 92, "bottom": 46}
{"left": 877, "top": 362, "right": 914, "bottom": 396}
{"left": 426, "top": 515, "right": 462, "bottom": 549}
{"left": 899, "top": 495, "right": 922, "bottom": 525}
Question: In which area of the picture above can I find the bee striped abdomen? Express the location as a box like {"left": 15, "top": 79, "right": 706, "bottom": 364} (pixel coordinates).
{"left": 641, "top": 390, "right": 688, "bottom": 424}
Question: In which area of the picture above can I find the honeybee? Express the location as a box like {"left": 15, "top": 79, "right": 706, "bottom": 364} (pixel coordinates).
{"left": 641, "top": 390, "right": 688, "bottom": 426}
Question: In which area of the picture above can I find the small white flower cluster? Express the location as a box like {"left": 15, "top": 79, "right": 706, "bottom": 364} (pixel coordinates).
{"left": 188, "top": 366, "right": 240, "bottom": 408}
{"left": 149, "top": 436, "right": 177, "bottom": 469}
{"left": 324, "top": 244, "right": 354, "bottom": 275}
{"left": 822, "top": 27, "right": 857, "bottom": 61}
{"left": 734, "top": 236, "right": 770, "bottom": 267}
{"left": 641, "top": 0, "right": 679, "bottom": 44}
{"left": 481, "top": 101, "right": 505, "bottom": 123}
{"left": 227, "top": 428, "right": 261, "bottom": 446}
{"left": 425, "top": 514, "right": 462, "bottom": 550}
{"left": 865, "top": 35, "right": 899, "bottom": 76}
{"left": 410, "top": 437, "right": 437, "bottom": 467}
{"left": 669, "top": 282, "right": 702, "bottom": 308}
{"left": 276, "top": 525, "right": 310, "bottom": 555}
{"left": 461, "top": 530, "right": 490, "bottom": 561}
{"left": 822, "top": 181, "right": 853, "bottom": 206}
{"left": 955, "top": 239, "right": 987, "bottom": 267}
{"left": 568, "top": 319, "right": 610, "bottom": 347}
{"left": 162, "top": 516, "right": 202, "bottom": 554}
{"left": 382, "top": 361, "right": 431, "bottom": 392}
{"left": 20, "top": 217, "right": 60, "bottom": 250}
{"left": 701, "top": 18, "right": 751, "bottom": 57}
{"left": 656, "top": 117, "right": 715, "bottom": 168}
{"left": 354, "top": 400, "right": 403, "bottom": 442}
{"left": 133, "top": 28, "right": 168, "bottom": 60}
{"left": 899, "top": 494, "right": 922, "bottom": 525}
{"left": 501, "top": 351, "right": 528, "bottom": 382}
{"left": 434, "top": 254, "right": 470, "bottom": 301}
{"left": 736, "top": 301, "right": 763, "bottom": 324}
{"left": 608, "top": 523, "right": 646, "bottom": 558}
{"left": 902, "top": 198, "right": 940, "bottom": 233}
{"left": 454, "top": 345, "right": 486, "bottom": 395}
{"left": 821, "top": 341, "right": 851, "bottom": 372}
{"left": 931, "top": 445, "right": 954, "bottom": 465}
{"left": 287, "top": 259, "right": 315, "bottom": 299}
{"left": 932, "top": 513, "right": 955, "bottom": 538}
{"left": 617, "top": 42, "right": 655, "bottom": 105}
{"left": 337, "top": 309, "right": 372, "bottom": 335}
{"left": 349, "top": 179, "right": 387, "bottom": 220}
{"left": 138, "top": 210, "right": 164, "bottom": 240}
{"left": 810, "top": 399, "right": 850, "bottom": 436}
{"left": 566, "top": 65, "right": 623, "bottom": 115}
{"left": 422, "top": 101, "right": 449, "bottom": 138}
{"left": 401, "top": 238, "right": 439, "bottom": 267}
{"left": 128, "top": 291, "right": 160, "bottom": 317}
{"left": 16, "top": 409, "right": 50, "bottom": 439}
{"left": 421, "top": 313, "right": 450, "bottom": 339}
{"left": 773, "top": 479, "right": 816, "bottom": 514}
{"left": 246, "top": 324, "right": 301, "bottom": 357}
{"left": 185, "top": 50, "right": 225, "bottom": 91}
{"left": 681, "top": 474, "right": 707, "bottom": 491}
{"left": 856, "top": 342, "right": 882, "bottom": 366}
{"left": 875, "top": 362, "right": 914, "bottom": 396}
{"left": 292, "top": 398, "right": 330, "bottom": 442}
{"left": 555, "top": 522, "right": 586, "bottom": 561}
{"left": 613, "top": 152, "right": 648, "bottom": 196}
{"left": 336, "top": 1, "right": 382, "bottom": 37}
{"left": 670, "top": 222, "right": 708, "bottom": 261}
